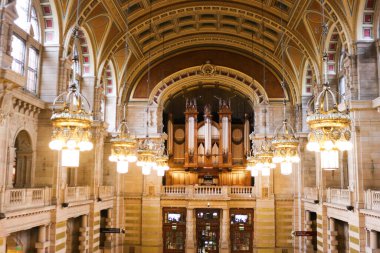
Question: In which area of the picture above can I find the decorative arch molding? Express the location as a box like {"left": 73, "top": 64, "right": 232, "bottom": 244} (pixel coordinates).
{"left": 62, "top": 26, "right": 95, "bottom": 76}
{"left": 132, "top": 63, "right": 274, "bottom": 108}
{"left": 122, "top": 40, "right": 299, "bottom": 104}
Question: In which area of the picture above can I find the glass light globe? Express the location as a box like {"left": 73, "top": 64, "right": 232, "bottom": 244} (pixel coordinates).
{"left": 78, "top": 141, "right": 93, "bottom": 151}
{"left": 251, "top": 168, "right": 258, "bottom": 177}
{"left": 66, "top": 139, "right": 77, "bottom": 150}
{"left": 280, "top": 162, "right": 292, "bottom": 175}
{"left": 345, "top": 141, "right": 353, "bottom": 151}
{"left": 262, "top": 167, "right": 270, "bottom": 176}
{"left": 117, "top": 161, "right": 129, "bottom": 174}
{"left": 142, "top": 166, "right": 151, "bottom": 175}
{"left": 109, "top": 155, "right": 117, "bottom": 162}
{"left": 163, "top": 165, "right": 169, "bottom": 171}
{"left": 157, "top": 168, "right": 165, "bottom": 177}
{"left": 291, "top": 155, "right": 300, "bottom": 163}
{"left": 127, "top": 154, "right": 137, "bottom": 163}
{"left": 136, "top": 161, "right": 144, "bottom": 167}
{"left": 49, "top": 139, "right": 64, "bottom": 150}
{"left": 61, "top": 149, "right": 80, "bottom": 167}
{"left": 324, "top": 140, "right": 334, "bottom": 151}
{"left": 306, "top": 141, "right": 320, "bottom": 152}
{"left": 321, "top": 149, "right": 339, "bottom": 170}
{"left": 272, "top": 156, "right": 283, "bottom": 163}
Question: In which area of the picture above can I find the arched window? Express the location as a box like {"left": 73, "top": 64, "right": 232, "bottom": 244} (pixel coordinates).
{"left": 13, "top": 131, "right": 33, "bottom": 188}
{"left": 14, "top": 0, "right": 40, "bottom": 41}
{"left": 12, "top": 0, "right": 42, "bottom": 94}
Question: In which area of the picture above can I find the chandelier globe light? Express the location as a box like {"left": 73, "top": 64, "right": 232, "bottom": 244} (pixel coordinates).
{"left": 306, "top": 84, "right": 352, "bottom": 169}
{"left": 154, "top": 142, "right": 170, "bottom": 177}
{"left": 109, "top": 107, "right": 137, "bottom": 174}
{"left": 137, "top": 138, "right": 158, "bottom": 176}
{"left": 306, "top": 0, "right": 352, "bottom": 170}
{"left": 255, "top": 138, "right": 276, "bottom": 176}
{"left": 49, "top": 82, "right": 93, "bottom": 167}
{"left": 272, "top": 119, "right": 300, "bottom": 175}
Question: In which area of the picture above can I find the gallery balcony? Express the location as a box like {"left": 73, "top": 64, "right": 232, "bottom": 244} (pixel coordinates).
{"left": 161, "top": 185, "right": 255, "bottom": 200}
{"left": 364, "top": 189, "right": 380, "bottom": 212}
{"left": 63, "top": 186, "right": 91, "bottom": 204}
{"left": 325, "top": 188, "right": 352, "bottom": 208}
{"left": 1, "top": 187, "right": 52, "bottom": 212}
{"left": 303, "top": 187, "right": 319, "bottom": 203}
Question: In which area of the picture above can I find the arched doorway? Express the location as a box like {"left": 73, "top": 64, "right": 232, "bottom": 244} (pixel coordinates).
{"left": 13, "top": 130, "right": 33, "bottom": 188}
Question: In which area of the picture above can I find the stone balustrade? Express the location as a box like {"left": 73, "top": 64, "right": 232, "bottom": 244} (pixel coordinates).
{"left": 162, "top": 185, "right": 255, "bottom": 199}
{"left": 64, "top": 186, "right": 90, "bottom": 203}
{"left": 365, "top": 189, "right": 380, "bottom": 211}
{"left": 326, "top": 188, "right": 351, "bottom": 206}
{"left": 2, "top": 187, "right": 52, "bottom": 212}
{"left": 303, "top": 187, "right": 319, "bottom": 202}
{"left": 98, "top": 185, "right": 114, "bottom": 199}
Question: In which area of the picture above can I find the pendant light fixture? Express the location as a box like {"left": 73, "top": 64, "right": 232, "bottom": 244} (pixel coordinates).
{"left": 109, "top": 105, "right": 137, "bottom": 174}
{"left": 136, "top": 4, "right": 157, "bottom": 176}
{"left": 272, "top": 4, "right": 300, "bottom": 175}
{"left": 254, "top": 0, "right": 276, "bottom": 176}
{"left": 306, "top": 0, "right": 352, "bottom": 170}
{"left": 49, "top": 0, "right": 93, "bottom": 167}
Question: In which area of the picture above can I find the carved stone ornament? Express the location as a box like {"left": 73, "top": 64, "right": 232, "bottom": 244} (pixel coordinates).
{"left": 200, "top": 61, "right": 216, "bottom": 76}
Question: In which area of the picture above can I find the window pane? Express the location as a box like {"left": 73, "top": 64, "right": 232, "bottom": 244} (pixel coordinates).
{"left": 27, "top": 48, "right": 39, "bottom": 93}
{"left": 11, "top": 35, "right": 26, "bottom": 74}
{"left": 15, "top": 0, "right": 30, "bottom": 32}
{"left": 31, "top": 8, "right": 40, "bottom": 41}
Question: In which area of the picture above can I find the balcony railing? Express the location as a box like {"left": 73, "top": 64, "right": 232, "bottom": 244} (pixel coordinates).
{"left": 365, "top": 189, "right": 380, "bottom": 211}
{"left": 326, "top": 188, "right": 351, "bottom": 206}
{"left": 64, "top": 186, "right": 90, "bottom": 203}
{"left": 98, "top": 186, "right": 114, "bottom": 200}
{"left": 162, "top": 185, "right": 255, "bottom": 199}
{"left": 3, "top": 187, "right": 52, "bottom": 212}
{"left": 303, "top": 187, "right": 319, "bottom": 202}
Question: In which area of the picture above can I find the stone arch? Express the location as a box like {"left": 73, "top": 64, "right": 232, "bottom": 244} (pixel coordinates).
{"left": 136, "top": 64, "right": 277, "bottom": 134}
{"left": 37, "top": 0, "right": 61, "bottom": 43}
{"left": 13, "top": 130, "right": 33, "bottom": 188}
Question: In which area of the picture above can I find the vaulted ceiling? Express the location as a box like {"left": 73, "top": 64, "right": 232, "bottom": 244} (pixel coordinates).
{"left": 53, "top": 0, "right": 364, "bottom": 104}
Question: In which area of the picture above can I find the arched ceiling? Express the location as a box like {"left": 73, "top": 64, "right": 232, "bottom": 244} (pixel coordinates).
{"left": 53, "top": 0, "right": 361, "bottom": 105}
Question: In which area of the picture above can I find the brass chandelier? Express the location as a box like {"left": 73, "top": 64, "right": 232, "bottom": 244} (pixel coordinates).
{"left": 108, "top": 106, "right": 137, "bottom": 174}
{"left": 306, "top": 84, "right": 352, "bottom": 169}
{"left": 136, "top": 138, "right": 158, "bottom": 175}
{"left": 306, "top": 0, "right": 352, "bottom": 170}
{"left": 49, "top": 83, "right": 93, "bottom": 167}
{"left": 255, "top": 138, "right": 276, "bottom": 177}
{"left": 272, "top": 119, "right": 300, "bottom": 175}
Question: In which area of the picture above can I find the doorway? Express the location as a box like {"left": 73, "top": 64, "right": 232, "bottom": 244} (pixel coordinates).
{"left": 196, "top": 209, "right": 220, "bottom": 253}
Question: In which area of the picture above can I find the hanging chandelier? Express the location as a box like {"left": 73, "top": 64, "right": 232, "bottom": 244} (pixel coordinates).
{"left": 154, "top": 141, "right": 169, "bottom": 177}
{"left": 136, "top": 138, "right": 158, "bottom": 175}
{"left": 306, "top": 0, "right": 352, "bottom": 170}
{"left": 108, "top": 110, "right": 137, "bottom": 174}
{"left": 255, "top": 138, "right": 276, "bottom": 177}
{"left": 272, "top": 119, "right": 300, "bottom": 175}
{"left": 246, "top": 154, "right": 259, "bottom": 177}
{"left": 306, "top": 84, "right": 352, "bottom": 169}
{"left": 49, "top": 84, "right": 93, "bottom": 167}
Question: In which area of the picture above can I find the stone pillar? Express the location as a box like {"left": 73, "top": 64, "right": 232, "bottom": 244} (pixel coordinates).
{"left": 220, "top": 208, "right": 230, "bottom": 253}
{"left": 185, "top": 208, "right": 195, "bottom": 253}
{"left": 79, "top": 215, "right": 89, "bottom": 253}
{"left": 6, "top": 146, "right": 15, "bottom": 188}
{"left": 328, "top": 218, "right": 337, "bottom": 253}
{"left": 35, "top": 225, "right": 50, "bottom": 253}
{"left": 304, "top": 211, "right": 314, "bottom": 253}
{"left": 370, "top": 230, "right": 378, "bottom": 250}
{"left": 104, "top": 208, "right": 113, "bottom": 249}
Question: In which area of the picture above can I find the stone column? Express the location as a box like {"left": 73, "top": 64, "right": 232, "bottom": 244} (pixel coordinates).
{"left": 6, "top": 146, "right": 15, "bottom": 188}
{"left": 104, "top": 208, "right": 113, "bottom": 249}
{"left": 370, "top": 230, "right": 378, "bottom": 250}
{"left": 79, "top": 215, "right": 89, "bottom": 253}
{"left": 35, "top": 225, "right": 50, "bottom": 253}
{"left": 185, "top": 208, "right": 195, "bottom": 253}
{"left": 328, "top": 218, "right": 337, "bottom": 253}
{"left": 220, "top": 208, "right": 230, "bottom": 253}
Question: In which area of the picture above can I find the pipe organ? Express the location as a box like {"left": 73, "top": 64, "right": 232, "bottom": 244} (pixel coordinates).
{"left": 167, "top": 98, "right": 250, "bottom": 185}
